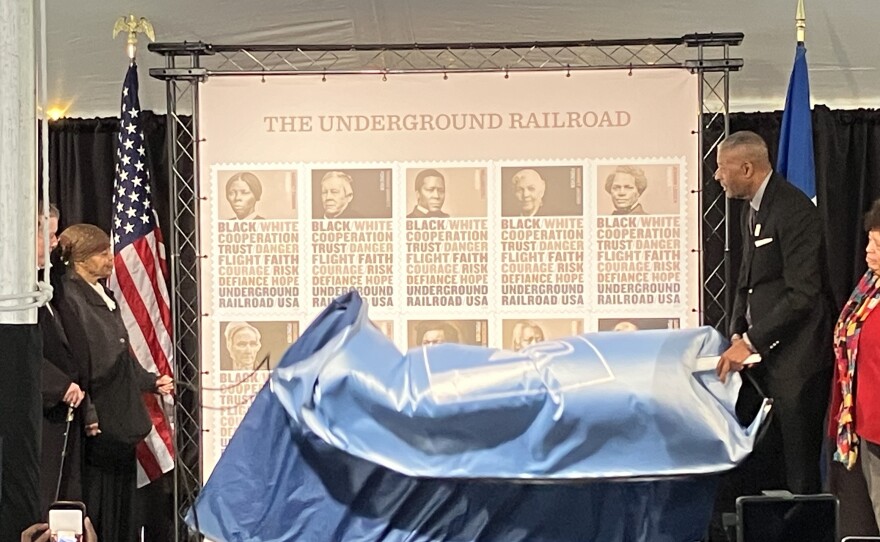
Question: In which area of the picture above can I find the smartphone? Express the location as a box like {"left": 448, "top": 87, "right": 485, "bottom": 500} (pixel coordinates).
{"left": 48, "top": 501, "right": 85, "bottom": 542}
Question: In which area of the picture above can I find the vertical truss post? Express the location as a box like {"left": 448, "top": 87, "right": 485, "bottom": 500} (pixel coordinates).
{"left": 686, "top": 34, "right": 741, "bottom": 332}
{"left": 164, "top": 52, "right": 203, "bottom": 541}
{"left": 698, "top": 67, "right": 732, "bottom": 332}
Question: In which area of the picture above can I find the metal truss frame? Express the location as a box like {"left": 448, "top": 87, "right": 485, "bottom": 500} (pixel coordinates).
{"left": 148, "top": 33, "right": 742, "bottom": 541}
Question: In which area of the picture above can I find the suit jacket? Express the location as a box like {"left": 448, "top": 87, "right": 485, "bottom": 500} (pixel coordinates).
{"left": 322, "top": 205, "right": 362, "bottom": 219}
{"left": 38, "top": 302, "right": 85, "bottom": 511}
{"left": 407, "top": 206, "right": 449, "bottom": 219}
{"left": 729, "top": 172, "right": 834, "bottom": 384}
{"left": 39, "top": 303, "right": 80, "bottom": 417}
{"left": 612, "top": 203, "right": 647, "bottom": 215}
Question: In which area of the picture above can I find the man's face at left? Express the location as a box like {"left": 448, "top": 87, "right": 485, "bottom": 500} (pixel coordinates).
{"left": 36, "top": 216, "right": 59, "bottom": 269}
{"left": 417, "top": 176, "right": 446, "bottom": 212}
{"left": 609, "top": 173, "right": 641, "bottom": 211}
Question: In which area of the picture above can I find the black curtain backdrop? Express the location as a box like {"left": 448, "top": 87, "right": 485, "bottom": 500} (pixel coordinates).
{"left": 46, "top": 112, "right": 173, "bottom": 239}
{"left": 38, "top": 106, "right": 880, "bottom": 538}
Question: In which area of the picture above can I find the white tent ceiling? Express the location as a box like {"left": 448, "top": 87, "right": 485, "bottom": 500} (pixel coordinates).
{"left": 45, "top": 0, "right": 878, "bottom": 118}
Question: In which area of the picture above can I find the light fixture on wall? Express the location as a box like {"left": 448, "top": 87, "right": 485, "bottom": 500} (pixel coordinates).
{"left": 46, "top": 107, "right": 64, "bottom": 120}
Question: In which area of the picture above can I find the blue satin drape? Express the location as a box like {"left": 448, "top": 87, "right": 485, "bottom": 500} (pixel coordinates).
{"left": 188, "top": 291, "right": 766, "bottom": 541}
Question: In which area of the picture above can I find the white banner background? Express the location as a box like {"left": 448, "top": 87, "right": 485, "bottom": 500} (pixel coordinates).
{"left": 198, "top": 69, "right": 701, "bottom": 476}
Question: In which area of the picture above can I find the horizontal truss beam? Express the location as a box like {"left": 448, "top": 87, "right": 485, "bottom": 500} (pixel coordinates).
{"left": 148, "top": 34, "right": 743, "bottom": 78}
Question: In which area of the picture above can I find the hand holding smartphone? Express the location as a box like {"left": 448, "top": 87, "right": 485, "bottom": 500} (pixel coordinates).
{"left": 48, "top": 501, "right": 85, "bottom": 542}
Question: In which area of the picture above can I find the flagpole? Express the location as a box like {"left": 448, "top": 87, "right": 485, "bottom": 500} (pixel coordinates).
{"left": 777, "top": 0, "right": 817, "bottom": 200}
{"left": 796, "top": 0, "right": 806, "bottom": 44}
{"left": 108, "top": 8, "right": 176, "bottom": 502}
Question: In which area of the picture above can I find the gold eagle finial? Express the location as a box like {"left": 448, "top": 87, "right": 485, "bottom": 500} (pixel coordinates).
{"left": 113, "top": 15, "right": 155, "bottom": 60}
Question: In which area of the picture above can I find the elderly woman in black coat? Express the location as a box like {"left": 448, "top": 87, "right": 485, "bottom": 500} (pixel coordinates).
{"left": 55, "top": 224, "right": 172, "bottom": 542}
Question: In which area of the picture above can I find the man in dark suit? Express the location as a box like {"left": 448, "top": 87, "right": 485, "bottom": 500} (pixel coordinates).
{"left": 407, "top": 169, "right": 449, "bottom": 218}
{"left": 36, "top": 204, "right": 87, "bottom": 514}
{"left": 714, "top": 130, "right": 833, "bottom": 495}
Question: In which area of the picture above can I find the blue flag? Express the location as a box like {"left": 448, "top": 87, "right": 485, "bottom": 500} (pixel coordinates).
{"left": 777, "top": 42, "right": 816, "bottom": 200}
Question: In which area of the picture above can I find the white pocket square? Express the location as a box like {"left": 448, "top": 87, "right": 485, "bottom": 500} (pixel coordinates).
{"left": 754, "top": 237, "right": 774, "bottom": 247}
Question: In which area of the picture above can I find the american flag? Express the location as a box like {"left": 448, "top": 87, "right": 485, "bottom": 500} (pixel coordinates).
{"left": 108, "top": 62, "right": 175, "bottom": 487}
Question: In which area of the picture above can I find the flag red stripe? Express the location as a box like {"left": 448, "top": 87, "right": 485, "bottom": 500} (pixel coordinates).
{"left": 130, "top": 235, "right": 172, "bottom": 354}
{"left": 143, "top": 392, "right": 174, "bottom": 455}
{"left": 113, "top": 247, "right": 173, "bottom": 379}
{"left": 114, "top": 243, "right": 172, "bottom": 376}
{"left": 133, "top": 234, "right": 174, "bottom": 362}
{"left": 137, "top": 232, "right": 173, "bottom": 338}
{"left": 136, "top": 436, "right": 163, "bottom": 481}
{"left": 153, "top": 221, "right": 170, "bottom": 280}
{"left": 113, "top": 238, "right": 176, "bottom": 485}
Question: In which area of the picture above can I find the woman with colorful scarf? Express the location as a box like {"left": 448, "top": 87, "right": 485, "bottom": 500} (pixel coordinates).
{"left": 831, "top": 199, "right": 880, "bottom": 529}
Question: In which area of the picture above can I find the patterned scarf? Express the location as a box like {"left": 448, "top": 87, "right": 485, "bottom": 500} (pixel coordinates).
{"left": 834, "top": 269, "right": 880, "bottom": 468}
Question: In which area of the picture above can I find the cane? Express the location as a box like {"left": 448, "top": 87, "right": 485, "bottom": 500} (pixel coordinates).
{"left": 54, "top": 405, "right": 74, "bottom": 502}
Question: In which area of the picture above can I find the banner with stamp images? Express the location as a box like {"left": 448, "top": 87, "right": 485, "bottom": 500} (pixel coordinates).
{"left": 500, "top": 164, "right": 584, "bottom": 308}
{"left": 198, "top": 69, "right": 702, "bottom": 478}
{"left": 214, "top": 168, "right": 300, "bottom": 312}
{"left": 405, "top": 166, "right": 489, "bottom": 309}
{"left": 372, "top": 320, "right": 395, "bottom": 342}
{"left": 206, "top": 320, "right": 299, "bottom": 462}
{"left": 407, "top": 319, "right": 489, "bottom": 348}
{"left": 310, "top": 167, "right": 394, "bottom": 310}
{"left": 501, "top": 318, "right": 585, "bottom": 351}
{"left": 593, "top": 160, "right": 687, "bottom": 309}
{"left": 597, "top": 317, "right": 681, "bottom": 332}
